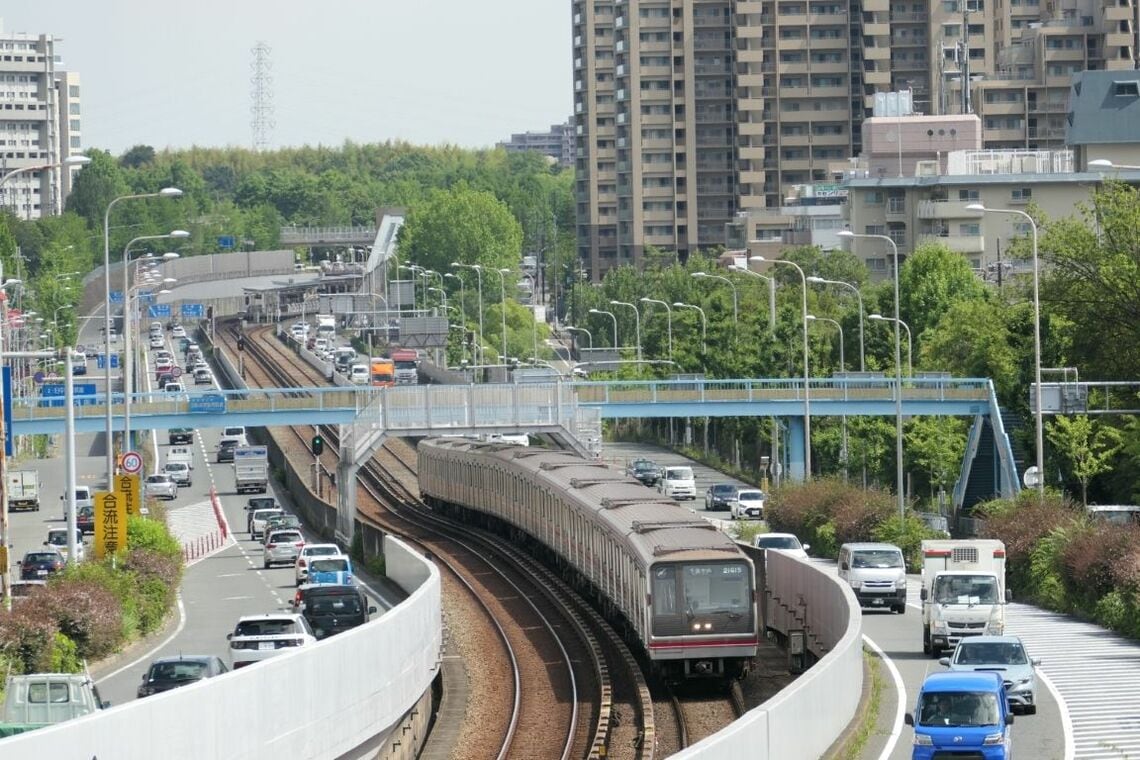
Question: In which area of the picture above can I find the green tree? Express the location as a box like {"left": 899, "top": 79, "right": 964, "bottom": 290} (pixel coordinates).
{"left": 1046, "top": 415, "right": 1123, "bottom": 505}
{"left": 920, "top": 299, "right": 1020, "bottom": 401}
{"left": 898, "top": 242, "right": 987, "bottom": 338}
{"left": 398, "top": 183, "right": 523, "bottom": 275}
{"left": 905, "top": 417, "right": 968, "bottom": 500}
{"left": 65, "top": 149, "right": 129, "bottom": 229}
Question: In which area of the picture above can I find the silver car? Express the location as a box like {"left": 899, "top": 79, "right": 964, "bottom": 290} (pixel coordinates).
{"left": 263, "top": 529, "right": 305, "bottom": 569}
{"left": 939, "top": 635, "right": 1040, "bottom": 714}
{"left": 145, "top": 473, "right": 178, "bottom": 500}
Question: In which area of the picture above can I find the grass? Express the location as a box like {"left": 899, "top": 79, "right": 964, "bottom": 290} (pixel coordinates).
{"left": 831, "top": 647, "right": 884, "bottom": 760}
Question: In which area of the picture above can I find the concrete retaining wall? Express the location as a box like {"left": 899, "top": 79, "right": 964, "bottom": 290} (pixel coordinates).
{"left": 672, "top": 552, "right": 863, "bottom": 760}
{"left": 0, "top": 537, "right": 441, "bottom": 760}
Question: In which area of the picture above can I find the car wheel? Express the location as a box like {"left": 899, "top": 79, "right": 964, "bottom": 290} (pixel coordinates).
{"left": 263, "top": 560, "right": 270, "bottom": 569}
{"left": 893, "top": 605, "right": 905, "bottom": 614}
{"left": 1025, "top": 705, "right": 1036, "bottom": 715}
{"left": 922, "top": 629, "right": 931, "bottom": 655}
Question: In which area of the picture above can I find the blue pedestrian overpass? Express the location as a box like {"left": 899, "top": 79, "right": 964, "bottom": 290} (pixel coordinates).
{"left": 10, "top": 376, "right": 1018, "bottom": 507}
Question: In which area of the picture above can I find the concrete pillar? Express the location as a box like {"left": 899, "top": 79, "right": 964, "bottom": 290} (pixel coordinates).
{"left": 336, "top": 459, "right": 359, "bottom": 545}
{"left": 786, "top": 416, "right": 807, "bottom": 483}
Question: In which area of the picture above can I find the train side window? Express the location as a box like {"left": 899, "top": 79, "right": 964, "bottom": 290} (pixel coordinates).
{"left": 652, "top": 566, "right": 678, "bottom": 615}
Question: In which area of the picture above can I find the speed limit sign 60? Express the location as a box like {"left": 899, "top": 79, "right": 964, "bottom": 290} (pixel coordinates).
{"left": 121, "top": 451, "right": 143, "bottom": 474}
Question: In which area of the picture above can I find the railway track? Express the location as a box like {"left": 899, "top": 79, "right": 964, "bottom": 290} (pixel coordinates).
{"left": 215, "top": 321, "right": 660, "bottom": 759}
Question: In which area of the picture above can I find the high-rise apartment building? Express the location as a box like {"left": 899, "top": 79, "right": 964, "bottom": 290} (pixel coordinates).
{"left": 573, "top": 1, "right": 1136, "bottom": 280}
{"left": 498, "top": 120, "right": 577, "bottom": 168}
{"left": 0, "top": 18, "right": 82, "bottom": 220}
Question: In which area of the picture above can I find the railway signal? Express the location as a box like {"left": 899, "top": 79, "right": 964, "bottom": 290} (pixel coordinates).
{"left": 311, "top": 434, "right": 324, "bottom": 456}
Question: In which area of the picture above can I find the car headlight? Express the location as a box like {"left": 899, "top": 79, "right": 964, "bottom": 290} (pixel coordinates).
{"left": 986, "top": 620, "right": 1004, "bottom": 635}
{"left": 982, "top": 732, "right": 1006, "bottom": 746}
{"left": 913, "top": 733, "right": 933, "bottom": 746}
{"left": 897, "top": 578, "right": 907, "bottom": 589}
{"left": 848, "top": 578, "right": 861, "bottom": 589}
{"left": 1009, "top": 678, "right": 1034, "bottom": 693}
{"left": 932, "top": 621, "right": 949, "bottom": 634}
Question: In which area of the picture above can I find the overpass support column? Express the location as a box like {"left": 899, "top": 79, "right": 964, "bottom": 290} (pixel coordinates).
{"left": 786, "top": 416, "right": 806, "bottom": 482}
{"left": 336, "top": 459, "right": 360, "bottom": 545}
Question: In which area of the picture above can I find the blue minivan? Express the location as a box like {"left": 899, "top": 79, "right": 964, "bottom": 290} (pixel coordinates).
{"left": 905, "top": 670, "right": 1013, "bottom": 759}
{"left": 306, "top": 554, "right": 354, "bottom": 586}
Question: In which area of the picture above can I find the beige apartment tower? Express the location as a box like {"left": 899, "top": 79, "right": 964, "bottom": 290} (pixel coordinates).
{"left": 573, "top": 0, "right": 1137, "bottom": 280}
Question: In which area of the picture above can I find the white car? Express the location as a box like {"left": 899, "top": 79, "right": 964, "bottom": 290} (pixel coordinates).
{"left": 145, "top": 473, "right": 178, "bottom": 500}
{"left": 226, "top": 613, "right": 317, "bottom": 669}
{"left": 249, "top": 508, "right": 284, "bottom": 540}
{"left": 295, "top": 543, "right": 344, "bottom": 586}
{"left": 162, "top": 461, "right": 192, "bottom": 487}
{"left": 149, "top": 335, "right": 165, "bottom": 349}
{"left": 262, "top": 528, "right": 305, "bottom": 569}
{"left": 222, "top": 426, "right": 248, "bottom": 447}
{"left": 172, "top": 325, "right": 187, "bottom": 339}
{"left": 45, "top": 527, "right": 85, "bottom": 562}
{"left": 729, "top": 489, "right": 766, "bottom": 520}
{"left": 754, "top": 532, "right": 810, "bottom": 559}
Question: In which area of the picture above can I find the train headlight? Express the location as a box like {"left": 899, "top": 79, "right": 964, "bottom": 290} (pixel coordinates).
{"left": 691, "top": 622, "right": 713, "bottom": 632}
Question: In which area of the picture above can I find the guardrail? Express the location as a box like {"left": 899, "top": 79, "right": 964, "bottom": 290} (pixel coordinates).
{"left": 0, "top": 535, "right": 442, "bottom": 759}
{"left": 673, "top": 551, "right": 863, "bottom": 759}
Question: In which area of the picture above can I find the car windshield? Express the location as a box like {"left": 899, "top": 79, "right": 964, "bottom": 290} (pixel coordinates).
{"left": 234, "top": 619, "right": 298, "bottom": 637}
{"left": 147, "top": 475, "right": 168, "bottom": 484}
{"left": 305, "top": 546, "right": 340, "bottom": 557}
{"left": 665, "top": 467, "right": 693, "bottom": 480}
{"left": 712, "top": 485, "right": 736, "bottom": 495}
{"left": 27, "top": 553, "right": 58, "bottom": 563}
{"left": 852, "top": 549, "right": 904, "bottom": 568}
{"left": 634, "top": 462, "right": 656, "bottom": 472}
{"left": 253, "top": 509, "right": 282, "bottom": 521}
{"left": 270, "top": 531, "right": 301, "bottom": 542}
{"left": 738, "top": 491, "right": 764, "bottom": 502}
{"left": 308, "top": 595, "right": 362, "bottom": 615}
{"left": 758, "top": 536, "right": 800, "bottom": 550}
{"left": 310, "top": 558, "right": 349, "bottom": 573}
{"left": 149, "top": 661, "right": 208, "bottom": 681}
{"left": 47, "top": 533, "right": 68, "bottom": 546}
{"left": 918, "top": 691, "right": 1002, "bottom": 727}
{"left": 934, "top": 575, "right": 1000, "bottom": 604}
{"left": 955, "top": 641, "right": 1028, "bottom": 666}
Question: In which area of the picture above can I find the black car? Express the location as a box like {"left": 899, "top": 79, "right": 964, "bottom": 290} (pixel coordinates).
{"left": 704, "top": 483, "right": 739, "bottom": 511}
{"left": 292, "top": 584, "right": 377, "bottom": 639}
{"left": 217, "top": 440, "right": 238, "bottom": 463}
{"left": 157, "top": 372, "right": 175, "bottom": 387}
{"left": 627, "top": 458, "right": 661, "bottom": 487}
{"left": 137, "top": 655, "right": 228, "bottom": 698}
{"left": 169, "top": 428, "right": 194, "bottom": 445}
{"left": 77, "top": 505, "right": 95, "bottom": 535}
{"left": 18, "top": 550, "right": 64, "bottom": 580}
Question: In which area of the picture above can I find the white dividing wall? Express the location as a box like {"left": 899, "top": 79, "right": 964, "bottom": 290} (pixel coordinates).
{"left": 0, "top": 537, "right": 441, "bottom": 760}
{"left": 671, "top": 552, "right": 863, "bottom": 759}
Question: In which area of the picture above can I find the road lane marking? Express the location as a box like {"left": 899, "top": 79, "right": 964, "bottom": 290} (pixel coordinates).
{"left": 96, "top": 593, "right": 186, "bottom": 685}
{"left": 864, "top": 634, "right": 905, "bottom": 760}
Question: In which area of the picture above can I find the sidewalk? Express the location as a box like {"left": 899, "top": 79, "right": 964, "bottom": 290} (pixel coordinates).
{"left": 165, "top": 487, "right": 233, "bottom": 565}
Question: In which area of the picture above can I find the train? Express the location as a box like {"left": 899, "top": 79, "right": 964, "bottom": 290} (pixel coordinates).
{"left": 417, "top": 438, "right": 759, "bottom": 680}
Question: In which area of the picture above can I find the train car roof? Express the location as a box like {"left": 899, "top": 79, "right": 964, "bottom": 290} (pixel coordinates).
{"left": 420, "top": 439, "right": 745, "bottom": 564}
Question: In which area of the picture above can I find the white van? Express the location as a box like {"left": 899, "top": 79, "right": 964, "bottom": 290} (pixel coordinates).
{"left": 222, "top": 426, "right": 248, "bottom": 447}
{"left": 348, "top": 363, "right": 370, "bottom": 384}
{"left": 837, "top": 542, "right": 908, "bottom": 614}
{"left": 656, "top": 465, "right": 696, "bottom": 500}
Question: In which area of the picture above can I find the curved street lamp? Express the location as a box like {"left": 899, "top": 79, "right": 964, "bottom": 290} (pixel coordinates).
{"left": 102, "top": 188, "right": 183, "bottom": 482}
{"left": 609, "top": 301, "right": 642, "bottom": 362}
{"left": 564, "top": 325, "right": 592, "bottom": 349}
{"left": 728, "top": 265, "right": 777, "bottom": 330}
{"left": 691, "top": 271, "right": 738, "bottom": 326}
{"left": 751, "top": 255, "right": 811, "bottom": 480}
{"left": 806, "top": 276, "right": 864, "bottom": 371}
{"left": 673, "top": 302, "right": 707, "bottom": 355}
{"left": 451, "top": 263, "right": 484, "bottom": 369}
{"left": 639, "top": 297, "right": 673, "bottom": 360}
{"left": 588, "top": 308, "right": 618, "bottom": 350}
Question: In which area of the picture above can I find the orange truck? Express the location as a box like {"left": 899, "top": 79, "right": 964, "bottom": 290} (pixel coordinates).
{"left": 370, "top": 358, "right": 395, "bottom": 387}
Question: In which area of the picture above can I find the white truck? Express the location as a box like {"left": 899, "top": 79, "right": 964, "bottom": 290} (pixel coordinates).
{"left": 0, "top": 670, "right": 108, "bottom": 737}
{"left": 920, "top": 539, "right": 1011, "bottom": 657}
{"left": 7, "top": 470, "right": 41, "bottom": 512}
{"left": 167, "top": 446, "right": 195, "bottom": 471}
{"left": 233, "top": 445, "right": 269, "bottom": 494}
{"left": 316, "top": 314, "right": 336, "bottom": 340}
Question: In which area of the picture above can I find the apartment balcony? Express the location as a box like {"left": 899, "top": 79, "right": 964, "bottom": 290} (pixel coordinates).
{"left": 781, "top": 133, "right": 812, "bottom": 145}
{"left": 984, "top": 127, "right": 1027, "bottom": 142}
{"left": 810, "top": 84, "right": 849, "bottom": 97}
{"left": 891, "top": 36, "right": 928, "bottom": 47}
{"left": 737, "top": 97, "right": 765, "bottom": 112}
{"left": 1106, "top": 31, "right": 1132, "bottom": 47}
{"left": 865, "top": 69, "right": 891, "bottom": 85}
{"left": 739, "top": 0, "right": 765, "bottom": 12}
{"left": 737, "top": 24, "right": 764, "bottom": 39}
{"left": 981, "top": 100, "right": 1026, "bottom": 115}
{"left": 780, "top": 158, "right": 813, "bottom": 171}
{"left": 779, "top": 61, "right": 811, "bottom": 74}
{"left": 811, "top": 131, "right": 849, "bottom": 145}
{"left": 890, "top": 11, "right": 929, "bottom": 22}
{"left": 1033, "top": 98, "right": 1069, "bottom": 113}
{"left": 739, "top": 73, "right": 765, "bottom": 87}
{"left": 864, "top": 22, "right": 890, "bottom": 35}
{"left": 1045, "top": 47, "right": 1088, "bottom": 62}
{"left": 780, "top": 85, "right": 812, "bottom": 97}
{"left": 864, "top": 46, "right": 891, "bottom": 59}
{"left": 696, "top": 134, "right": 733, "bottom": 146}
{"left": 810, "top": 60, "right": 850, "bottom": 74}
{"left": 1027, "top": 126, "right": 1066, "bottom": 140}
{"left": 885, "top": 197, "right": 908, "bottom": 217}
{"left": 864, "top": 0, "right": 889, "bottom": 11}
{"left": 1104, "top": 4, "right": 1133, "bottom": 20}
{"left": 917, "top": 200, "right": 986, "bottom": 220}
{"left": 740, "top": 170, "right": 767, "bottom": 184}
{"left": 779, "top": 12, "right": 808, "bottom": 25}
{"left": 740, "top": 144, "right": 767, "bottom": 159}
{"left": 808, "top": 10, "right": 849, "bottom": 23}
{"left": 919, "top": 234, "right": 985, "bottom": 254}
{"left": 807, "top": 35, "right": 849, "bottom": 49}
{"left": 778, "top": 36, "right": 810, "bottom": 49}
{"left": 694, "top": 14, "right": 730, "bottom": 27}
{"left": 739, "top": 120, "right": 766, "bottom": 136}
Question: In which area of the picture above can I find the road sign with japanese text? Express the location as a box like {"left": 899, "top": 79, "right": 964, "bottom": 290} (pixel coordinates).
{"left": 94, "top": 491, "right": 127, "bottom": 560}
{"left": 115, "top": 474, "right": 141, "bottom": 517}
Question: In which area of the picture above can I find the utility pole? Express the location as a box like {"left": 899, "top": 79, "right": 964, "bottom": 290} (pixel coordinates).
{"left": 960, "top": 4, "right": 973, "bottom": 115}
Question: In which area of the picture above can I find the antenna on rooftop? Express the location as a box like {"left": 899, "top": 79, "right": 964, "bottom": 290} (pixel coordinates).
{"left": 250, "top": 41, "right": 275, "bottom": 152}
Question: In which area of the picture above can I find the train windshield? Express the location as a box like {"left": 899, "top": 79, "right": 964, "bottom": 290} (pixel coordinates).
{"left": 651, "top": 562, "right": 753, "bottom": 635}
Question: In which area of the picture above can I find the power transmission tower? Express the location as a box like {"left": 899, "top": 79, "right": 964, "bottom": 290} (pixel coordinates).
{"left": 250, "top": 41, "right": 275, "bottom": 151}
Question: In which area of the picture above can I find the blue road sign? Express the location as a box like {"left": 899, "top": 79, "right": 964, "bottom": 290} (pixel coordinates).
{"left": 181, "top": 303, "right": 204, "bottom": 318}
{"left": 148, "top": 304, "right": 172, "bottom": 318}
{"left": 138, "top": 292, "right": 156, "bottom": 305}
{"left": 109, "top": 290, "right": 125, "bottom": 304}
{"left": 218, "top": 235, "right": 236, "bottom": 250}
{"left": 3, "top": 366, "right": 11, "bottom": 456}
{"left": 188, "top": 393, "right": 227, "bottom": 414}
{"left": 95, "top": 354, "right": 120, "bottom": 369}
{"left": 38, "top": 382, "right": 98, "bottom": 408}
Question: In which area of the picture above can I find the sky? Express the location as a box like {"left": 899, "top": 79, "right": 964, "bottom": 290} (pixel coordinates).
{"left": 3, "top": 2, "right": 572, "bottom": 155}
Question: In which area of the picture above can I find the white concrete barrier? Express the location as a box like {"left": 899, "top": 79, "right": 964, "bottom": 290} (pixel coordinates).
{"left": 0, "top": 536, "right": 442, "bottom": 760}
{"left": 671, "top": 551, "right": 863, "bottom": 759}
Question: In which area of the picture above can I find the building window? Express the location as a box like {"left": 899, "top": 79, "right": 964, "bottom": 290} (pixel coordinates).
{"left": 68, "top": 85, "right": 80, "bottom": 97}
{"left": 1011, "top": 187, "right": 1032, "bottom": 202}
{"left": 865, "top": 224, "right": 886, "bottom": 235}
{"left": 864, "top": 191, "right": 884, "bottom": 205}
{"left": 69, "top": 119, "right": 81, "bottom": 131}
{"left": 957, "top": 189, "right": 980, "bottom": 201}
{"left": 959, "top": 223, "right": 981, "bottom": 235}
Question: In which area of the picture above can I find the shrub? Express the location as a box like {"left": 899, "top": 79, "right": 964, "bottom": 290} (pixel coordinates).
{"left": 49, "top": 632, "right": 82, "bottom": 674}
{"left": 126, "top": 516, "right": 182, "bottom": 561}
{"left": 0, "top": 606, "right": 60, "bottom": 673}
{"left": 872, "top": 514, "right": 945, "bottom": 572}
{"left": 37, "top": 579, "right": 125, "bottom": 660}
{"left": 976, "top": 491, "right": 1079, "bottom": 595}
{"left": 767, "top": 478, "right": 896, "bottom": 560}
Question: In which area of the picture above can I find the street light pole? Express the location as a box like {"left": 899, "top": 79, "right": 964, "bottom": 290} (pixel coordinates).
{"left": 588, "top": 308, "right": 619, "bottom": 350}
{"left": 870, "top": 315, "right": 912, "bottom": 377}
{"left": 102, "top": 189, "right": 183, "bottom": 487}
{"left": 479, "top": 266, "right": 510, "bottom": 365}
{"left": 807, "top": 276, "right": 865, "bottom": 371}
{"left": 609, "top": 301, "right": 642, "bottom": 362}
{"left": 673, "top": 302, "right": 707, "bottom": 355}
{"left": 751, "top": 255, "right": 811, "bottom": 481}
{"left": 807, "top": 315, "right": 845, "bottom": 371}
{"left": 728, "top": 265, "right": 777, "bottom": 331}
{"left": 968, "top": 203, "right": 1044, "bottom": 499}
{"left": 691, "top": 272, "right": 738, "bottom": 326}
{"left": 122, "top": 236, "right": 185, "bottom": 450}
{"left": 839, "top": 230, "right": 905, "bottom": 520}
{"left": 451, "top": 263, "right": 484, "bottom": 370}
{"left": 639, "top": 297, "right": 673, "bottom": 360}
{"left": 564, "top": 326, "right": 593, "bottom": 348}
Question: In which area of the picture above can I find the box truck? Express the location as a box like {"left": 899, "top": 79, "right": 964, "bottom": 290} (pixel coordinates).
{"left": 921, "top": 539, "right": 1011, "bottom": 657}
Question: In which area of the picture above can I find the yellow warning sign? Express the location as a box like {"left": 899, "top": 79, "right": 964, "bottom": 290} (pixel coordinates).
{"left": 94, "top": 491, "right": 127, "bottom": 560}
{"left": 115, "top": 474, "right": 141, "bottom": 517}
